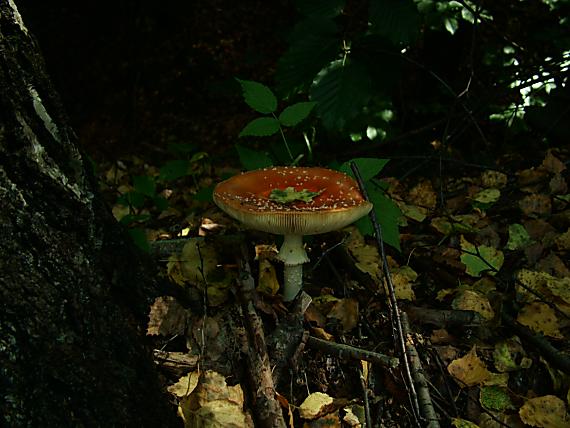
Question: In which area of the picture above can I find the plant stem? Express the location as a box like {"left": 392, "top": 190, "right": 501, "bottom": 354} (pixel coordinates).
{"left": 272, "top": 112, "right": 294, "bottom": 162}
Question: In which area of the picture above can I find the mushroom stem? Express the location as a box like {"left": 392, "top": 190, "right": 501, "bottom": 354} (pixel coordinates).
{"left": 282, "top": 264, "right": 303, "bottom": 302}
{"left": 277, "top": 234, "right": 309, "bottom": 302}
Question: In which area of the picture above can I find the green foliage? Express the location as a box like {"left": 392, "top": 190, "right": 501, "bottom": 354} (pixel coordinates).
{"left": 276, "top": 18, "right": 340, "bottom": 95}
{"left": 355, "top": 185, "right": 401, "bottom": 251}
{"left": 278, "top": 102, "right": 317, "bottom": 127}
{"left": 239, "top": 117, "right": 281, "bottom": 137}
{"left": 339, "top": 158, "right": 401, "bottom": 251}
{"left": 310, "top": 61, "right": 372, "bottom": 130}
{"left": 236, "top": 79, "right": 277, "bottom": 113}
{"left": 273, "top": 0, "right": 570, "bottom": 144}
{"left": 236, "top": 80, "right": 317, "bottom": 167}
{"left": 369, "top": 0, "right": 420, "bottom": 44}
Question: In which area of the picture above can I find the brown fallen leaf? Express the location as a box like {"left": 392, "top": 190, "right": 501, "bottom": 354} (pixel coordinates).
{"left": 147, "top": 296, "right": 188, "bottom": 336}
{"left": 519, "top": 194, "right": 552, "bottom": 218}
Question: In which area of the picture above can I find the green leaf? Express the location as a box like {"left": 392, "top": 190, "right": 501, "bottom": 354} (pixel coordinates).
{"left": 128, "top": 228, "right": 150, "bottom": 252}
{"left": 133, "top": 175, "right": 156, "bottom": 197}
{"left": 239, "top": 117, "right": 281, "bottom": 137}
{"left": 278, "top": 102, "right": 317, "bottom": 127}
{"left": 160, "top": 160, "right": 192, "bottom": 181}
{"left": 505, "top": 223, "right": 533, "bottom": 250}
{"left": 118, "top": 191, "right": 145, "bottom": 209}
{"left": 152, "top": 195, "right": 169, "bottom": 212}
{"left": 120, "top": 213, "right": 152, "bottom": 226}
{"left": 310, "top": 60, "right": 372, "bottom": 130}
{"left": 235, "top": 144, "right": 273, "bottom": 170}
{"left": 269, "top": 187, "right": 324, "bottom": 204}
{"left": 355, "top": 184, "right": 401, "bottom": 251}
{"left": 236, "top": 79, "right": 277, "bottom": 114}
{"left": 460, "top": 236, "right": 504, "bottom": 277}
{"left": 480, "top": 386, "right": 513, "bottom": 412}
{"left": 339, "top": 158, "right": 389, "bottom": 182}
{"left": 369, "top": 0, "right": 420, "bottom": 45}
{"left": 276, "top": 18, "right": 340, "bottom": 95}
{"left": 295, "top": 0, "right": 345, "bottom": 18}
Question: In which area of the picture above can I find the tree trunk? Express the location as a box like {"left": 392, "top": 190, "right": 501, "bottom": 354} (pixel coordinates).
{"left": 0, "top": 2, "right": 179, "bottom": 426}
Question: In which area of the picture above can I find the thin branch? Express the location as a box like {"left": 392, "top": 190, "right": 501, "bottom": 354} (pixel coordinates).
{"left": 306, "top": 336, "right": 399, "bottom": 368}
{"left": 350, "top": 162, "right": 423, "bottom": 427}
{"left": 401, "top": 313, "right": 440, "bottom": 428}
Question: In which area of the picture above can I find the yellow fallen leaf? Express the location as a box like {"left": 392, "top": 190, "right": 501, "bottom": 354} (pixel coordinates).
{"left": 299, "top": 392, "right": 334, "bottom": 420}
{"left": 391, "top": 265, "right": 417, "bottom": 301}
{"left": 168, "top": 371, "right": 200, "bottom": 398}
{"left": 519, "top": 395, "right": 569, "bottom": 428}
{"left": 555, "top": 228, "right": 570, "bottom": 251}
{"left": 481, "top": 170, "right": 508, "bottom": 189}
{"left": 452, "top": 418, "right": 480, "bottom": 427}
{"left": 517, "top": 302, "right": 563, "bottom": 339}
{"left": 179, "top": 370, "right": 248, "bottom": 427}
{"left": 448, "top": 347, "right": 492, "bottom": 387}
{"left": 452, "top": 290, "right": 495, "bottom": 320}
{"left": 257, "top": 258, "right": 280, "bottom": 296}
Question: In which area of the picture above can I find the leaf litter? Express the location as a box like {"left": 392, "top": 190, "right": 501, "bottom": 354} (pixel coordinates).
{"left": 98, "top": 148, "right": 570, "bottom": 426}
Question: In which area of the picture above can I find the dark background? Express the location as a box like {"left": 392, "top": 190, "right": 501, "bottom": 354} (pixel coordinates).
{"left": 17, "top": 1, "right": 295, "bottom": 160}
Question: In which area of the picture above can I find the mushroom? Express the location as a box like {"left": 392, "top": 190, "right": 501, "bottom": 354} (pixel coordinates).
{"left": 213, "top": 166, "right": 372, "bottom": 301}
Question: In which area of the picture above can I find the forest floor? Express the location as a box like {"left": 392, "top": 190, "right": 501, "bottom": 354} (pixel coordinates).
{"left": 98, "top": 146, "right": 570, "bottom": 428}
{"left": 20, "top": 2, "right": 570, "bottom": 426}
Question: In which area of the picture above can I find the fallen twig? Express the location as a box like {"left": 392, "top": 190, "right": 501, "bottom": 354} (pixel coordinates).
{"left": 401, "top": 313, "right": 440, "bottom": 428}
{"left": 350, "top": 162, "right": 423, "bottom": 427}
{"left": 237, "top": 245, "right": 286, "bottom": 428}
{"left": 153, "top": 350, "right": 199, "bottom": 378}
{"left": 306, "top": 336, "right": 399, "bottom": 368}
{"left": 407, "top": 306, "right": 485, "bottom": 328}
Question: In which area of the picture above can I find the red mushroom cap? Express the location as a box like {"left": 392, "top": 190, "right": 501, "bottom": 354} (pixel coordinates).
{"left": 213, "top": 166, "right": 372, "bottom": 235}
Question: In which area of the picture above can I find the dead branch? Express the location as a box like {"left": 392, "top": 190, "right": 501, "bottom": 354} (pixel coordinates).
{"left": 306, "top": 336, "right": 399, "bottom": 368}
{"left": 351, "top": 162, "right": 423, "bottom": 427}
{"left": 401, "top": 313, "right": 441, "bottom": 428}
{"left": 407, "top": 306, "right": 485, "bottom": 328}
{"left": 237, "top": 246, "right": 286, "bottom": 428}
{"left": 153, "top": 350, "right": 199, "bottom": 378}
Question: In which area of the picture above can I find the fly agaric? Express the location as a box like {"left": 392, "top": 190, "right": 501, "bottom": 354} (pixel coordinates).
{"left": 213, "top": 166, "right": 372, "bottom": 301}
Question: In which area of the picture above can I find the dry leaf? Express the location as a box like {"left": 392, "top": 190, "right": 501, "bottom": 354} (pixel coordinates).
{"left": 541, "top": 150, "right": 566, "bottom": 174}
{"left": 391, "top": 265, "right": 418, "bottom": 301}
{"left": 327, "top": 298, "right": 359, "bottom": 333}
{"left": 519, "top": 395, "right": 569, "bottom": 428}
{"left": 179, "top": 370, "right": 248, "bottom": 428}
{"left": 481, "top": 170, "right": 508, "bottom": 188}
{"left": 257, "top": 258, "right": 280, "bottom": 295}
{"left": 168, "top": 371, "right": 200, "bottom": 398}
{"left": 554, "top": 228, "right": 570, "bottom": 251}
{"left": 147, "top": 296, "right": 188, "bottom": 336}
{"left": 517, "top": 302, "right": 563, "bottom": 339}
{"left": 519, "top": 194, "right": 552, "bottom": 218}
{"left": 408, "top": 179, "right": 437, "bottom": 209}
{"left": 452, "top": 290, "right": 495, "bottom": 320}
{"left": 448, "top": 347, "right": 492, "bottom": 387}
{"left": 299, "top": 392, "right": 334, "bottom": 420}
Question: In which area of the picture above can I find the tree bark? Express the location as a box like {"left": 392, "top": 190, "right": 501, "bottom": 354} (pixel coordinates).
{"left": 0, "top": 2, "right": 179, "bottom": 426}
